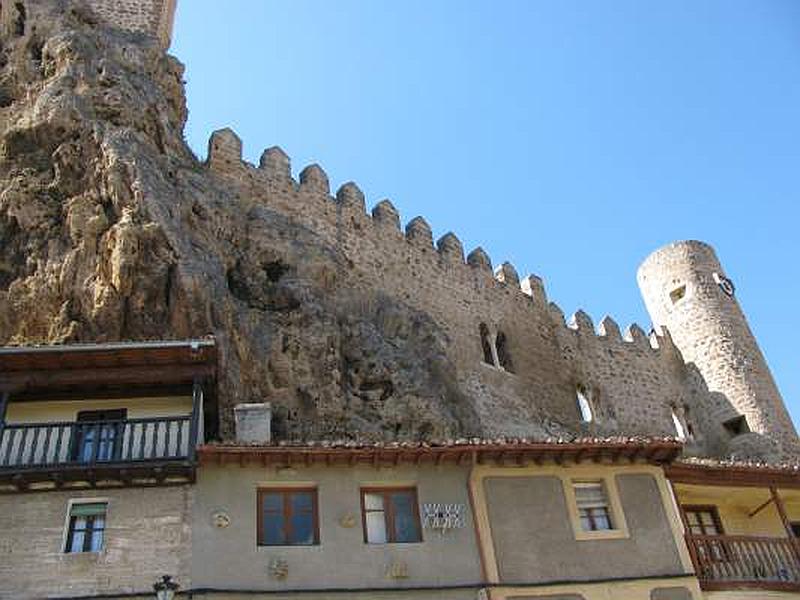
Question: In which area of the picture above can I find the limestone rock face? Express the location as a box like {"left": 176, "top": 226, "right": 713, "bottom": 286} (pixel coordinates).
{"left": 3, "top": 3, "right": 794, "bottom": 464}
{"left": 0, "top": 2, "right": 479, "bottom": 440}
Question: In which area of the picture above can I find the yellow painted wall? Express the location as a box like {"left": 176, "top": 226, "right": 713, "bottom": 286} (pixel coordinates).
{"left": 470, "top": 463, "right": 696, "bottom": 585}
{"left": 673, "top": 484, "right": 799, "bottom": 538}
{"left": 703, "top": 591, "right": 800, "bottom": 600}
{"left": 494, "top": 575, "right": 701, "bottom": 599}
{"left": 5, "top": 396, "right": 192, "bottom": 424}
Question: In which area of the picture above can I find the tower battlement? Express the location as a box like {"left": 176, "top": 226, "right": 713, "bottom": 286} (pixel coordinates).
{"left": 203, "top": 127, "right": 798, "bottom": 460}
{"left": 202, "top": 128, "right": 701, "bottom": 443}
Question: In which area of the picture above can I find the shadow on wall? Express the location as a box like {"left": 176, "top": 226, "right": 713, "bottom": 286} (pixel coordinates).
{"left": 681, "top": 362, "right": 781, "bottom": 462}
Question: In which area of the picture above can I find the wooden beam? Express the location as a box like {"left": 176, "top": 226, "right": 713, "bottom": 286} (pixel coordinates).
{"left": 771, "top": 487, "right": 795, "bottom": 539}
{"left": 188, "top": 380, "right": 202, "bottom": 462}
{"left": 667, "top": 464, "right": 800, "bottom": 489}
{"left": 0, "top": 391, "right": 9, "bottom": 424}
{"left": 748, "top": 496, "right": 775, "bottom": 519}
{"left": 0, "top": 391, "right": 8, "bottom": 443}
{"left": 770, "top": 487, "right": 800, "bottom": 564}
{"left": 0, "top": 364, "right": 215, "bottom": 395}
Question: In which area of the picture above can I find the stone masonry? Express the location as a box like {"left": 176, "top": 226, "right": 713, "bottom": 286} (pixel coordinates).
{"left": 0, "top": 486, "right": 193, "bottom": 598}
{"left": 0, "top": 0, "right": 796, "bottom": 463}
{"left": 84, "top": 0, "right": 176, "bottom": 47}
{"left": 0, "top": 0, "right": 176, "bottom": 48}
{"left": 639, "top": 241, "right": 800, "bottom": 457}
{"left": 205, "top": 129, "right": 798, "bottom": 461}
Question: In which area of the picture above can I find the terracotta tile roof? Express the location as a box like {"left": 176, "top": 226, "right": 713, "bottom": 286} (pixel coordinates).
{"left": 198, "top": 436, "right": 683, "bottom": 468}
{"left": 205, "top": 435, "right": 681, "bottom": 449}
{"left": 667, "top": 456, "right": 800, "bottom": 488}
{"left": 677, "top": 456, "right": 800, "bottom": 472}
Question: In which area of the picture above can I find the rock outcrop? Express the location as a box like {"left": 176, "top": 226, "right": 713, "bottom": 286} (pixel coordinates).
{"left": 0, "top": 1, "right": 480, "bottom": 441}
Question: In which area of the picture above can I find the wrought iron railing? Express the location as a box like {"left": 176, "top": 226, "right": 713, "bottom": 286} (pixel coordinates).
{"left": 0, "top": 416, "right": 193, "bottom": 469}
{"left": 687, "top": 533, "right": 800, "bottom": 590}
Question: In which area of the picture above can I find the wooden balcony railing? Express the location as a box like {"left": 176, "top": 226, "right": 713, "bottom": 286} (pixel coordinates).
{"left": 687, "top": 533, "right": 800, "bottom": 591}
{"left": 0, "top": 416, "right": 193, "bottom": 471}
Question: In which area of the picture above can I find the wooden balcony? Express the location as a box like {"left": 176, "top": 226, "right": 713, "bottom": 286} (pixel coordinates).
{"left": 0, "top": 339, "right": 218, "bottom": 492}
{"left": 0, "top": 414, "right": 199, "bottom": 491}
{"left": 686, "top": 533, "right": 800, "bottom": 592}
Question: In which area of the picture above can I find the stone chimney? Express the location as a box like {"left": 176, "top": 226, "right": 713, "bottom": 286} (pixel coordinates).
{"left": 234, "top": 403, "right": 272, "bottom": 444}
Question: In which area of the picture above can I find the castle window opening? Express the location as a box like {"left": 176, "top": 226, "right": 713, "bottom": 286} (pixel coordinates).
{"left": 14, "top": 2, "right": 25, "bottom": 36}
{"left": 577, "top": 386, "right": 593, "bottom": 423}
{"left": 479, "top": 323, "right": 513, "bottom": 372}
{"left": 670, "top": 284, "right": 686, "bottom": 305}
{"left": 479, "top": 323, "right": 494, "bottom": 366}
{"left": 672, "top": 409, "right": 687, "bottom": 441}
{"left": 495, "top": 331, "right": 514, "bottom": 373}
{"left": 722, "top": 415, "right": 750, "bottom": 437}
{"left": 683, "top": 404, "right": 696, "bottom": 439}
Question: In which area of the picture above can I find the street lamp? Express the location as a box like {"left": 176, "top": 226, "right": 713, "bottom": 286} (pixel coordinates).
{"left": 153, "top": 575, "right": 179, "bottom": 600}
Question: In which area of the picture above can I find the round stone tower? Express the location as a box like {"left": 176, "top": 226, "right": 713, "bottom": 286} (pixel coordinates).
{"left": 638, "top": 240, "right": 798, "bottom": 459}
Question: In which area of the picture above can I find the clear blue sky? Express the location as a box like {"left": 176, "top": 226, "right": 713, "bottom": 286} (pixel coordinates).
{"left": 172, "top": 1, "right": 800, "bottom": 426}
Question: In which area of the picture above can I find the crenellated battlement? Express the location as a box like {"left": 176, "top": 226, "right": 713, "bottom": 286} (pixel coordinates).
{"left": 205, "top": 128, "right": 800, "bottom": 453}
{"left": 204, "top": 129, "right": 678, "bottom": 365}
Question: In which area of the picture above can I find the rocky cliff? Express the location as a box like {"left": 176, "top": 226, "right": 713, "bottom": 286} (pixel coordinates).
{"left": 0, "top": 1, "right": 481, "bottom": 441}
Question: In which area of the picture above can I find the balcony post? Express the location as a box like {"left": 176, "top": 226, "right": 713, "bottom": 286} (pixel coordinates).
{"left": 770, "top": 487, "right": 800, "bottom": 563}
{"left": 0, "top": 391, "right": 8, "bottom": 439}
{"left": 188, "top": 380, "right": 203, "bottom": 461}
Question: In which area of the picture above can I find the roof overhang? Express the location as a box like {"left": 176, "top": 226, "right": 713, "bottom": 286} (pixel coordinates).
{"left": 198, "top": 438, "right": 683, "bottom": 469}
{"left": 0, "top": 339, "right": 217, "bottom": 401}
{"left": 666, "top": 461, "right": 800, "bottom": 489}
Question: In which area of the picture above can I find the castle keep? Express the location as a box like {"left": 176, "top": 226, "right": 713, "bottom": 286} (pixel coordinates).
{"left": 0, "top": 2, "right": 798, "bottom": 600}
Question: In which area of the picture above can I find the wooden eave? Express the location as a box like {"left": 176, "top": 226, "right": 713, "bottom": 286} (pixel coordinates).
{"left": 198, "top": 440, "right": 682, "bottom": 469}
{"left": 666, "top": 462, "right": 800, "bottom": 489}
{"left": 0, "top": 339, "right": 216, "bottom": 400}
{"left": 0, "top": 460, "right": 196, "bottom": 494}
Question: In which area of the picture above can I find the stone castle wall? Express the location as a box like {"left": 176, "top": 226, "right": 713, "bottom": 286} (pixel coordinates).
{"left": 639, "top": 241, "right": 799, "bottom": 456}
{"left": 204, "top": 130, "right": 728, "bottom": 453}
{"left": 0, "top": 0, "right": 176, "bottom": 48}
{"left": 84, "top": 0, "right": 176, "bottom": 47}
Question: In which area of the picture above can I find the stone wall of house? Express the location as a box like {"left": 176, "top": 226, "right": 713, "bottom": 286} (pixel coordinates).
{"left": 0, "top": 486, "right": 193, "bottom": 599}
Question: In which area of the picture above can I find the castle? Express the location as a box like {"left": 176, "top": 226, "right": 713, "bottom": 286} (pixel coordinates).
{"left": 0, "top": 2, "right": 799, "bottom": 600}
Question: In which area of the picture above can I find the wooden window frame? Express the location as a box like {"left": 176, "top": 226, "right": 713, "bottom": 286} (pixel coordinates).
{"left": 564, "top": 475, "right": 629, "bottom": 541}
{"left": 256, "top": 487, "right": 320, "bottom": 546}
{"left": 682, "top": 504, "right": 728, "bottom": 564}
{"left": 64, "top": 501, "right": 107, "bottom": 554}
{"left": 791, "top": 522, "right": 800, "bottom": 538}
{"left": 71, "top": 409, "right": 128, "bottom": 463}
{"left": 683, "top": 504, "right": 725, "bottom": 536}
{"left": 573, "top": 480, "right": 614, "bottom": 532}
{"left": 360, "top": 487, "right": 422, "bottom": 544}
